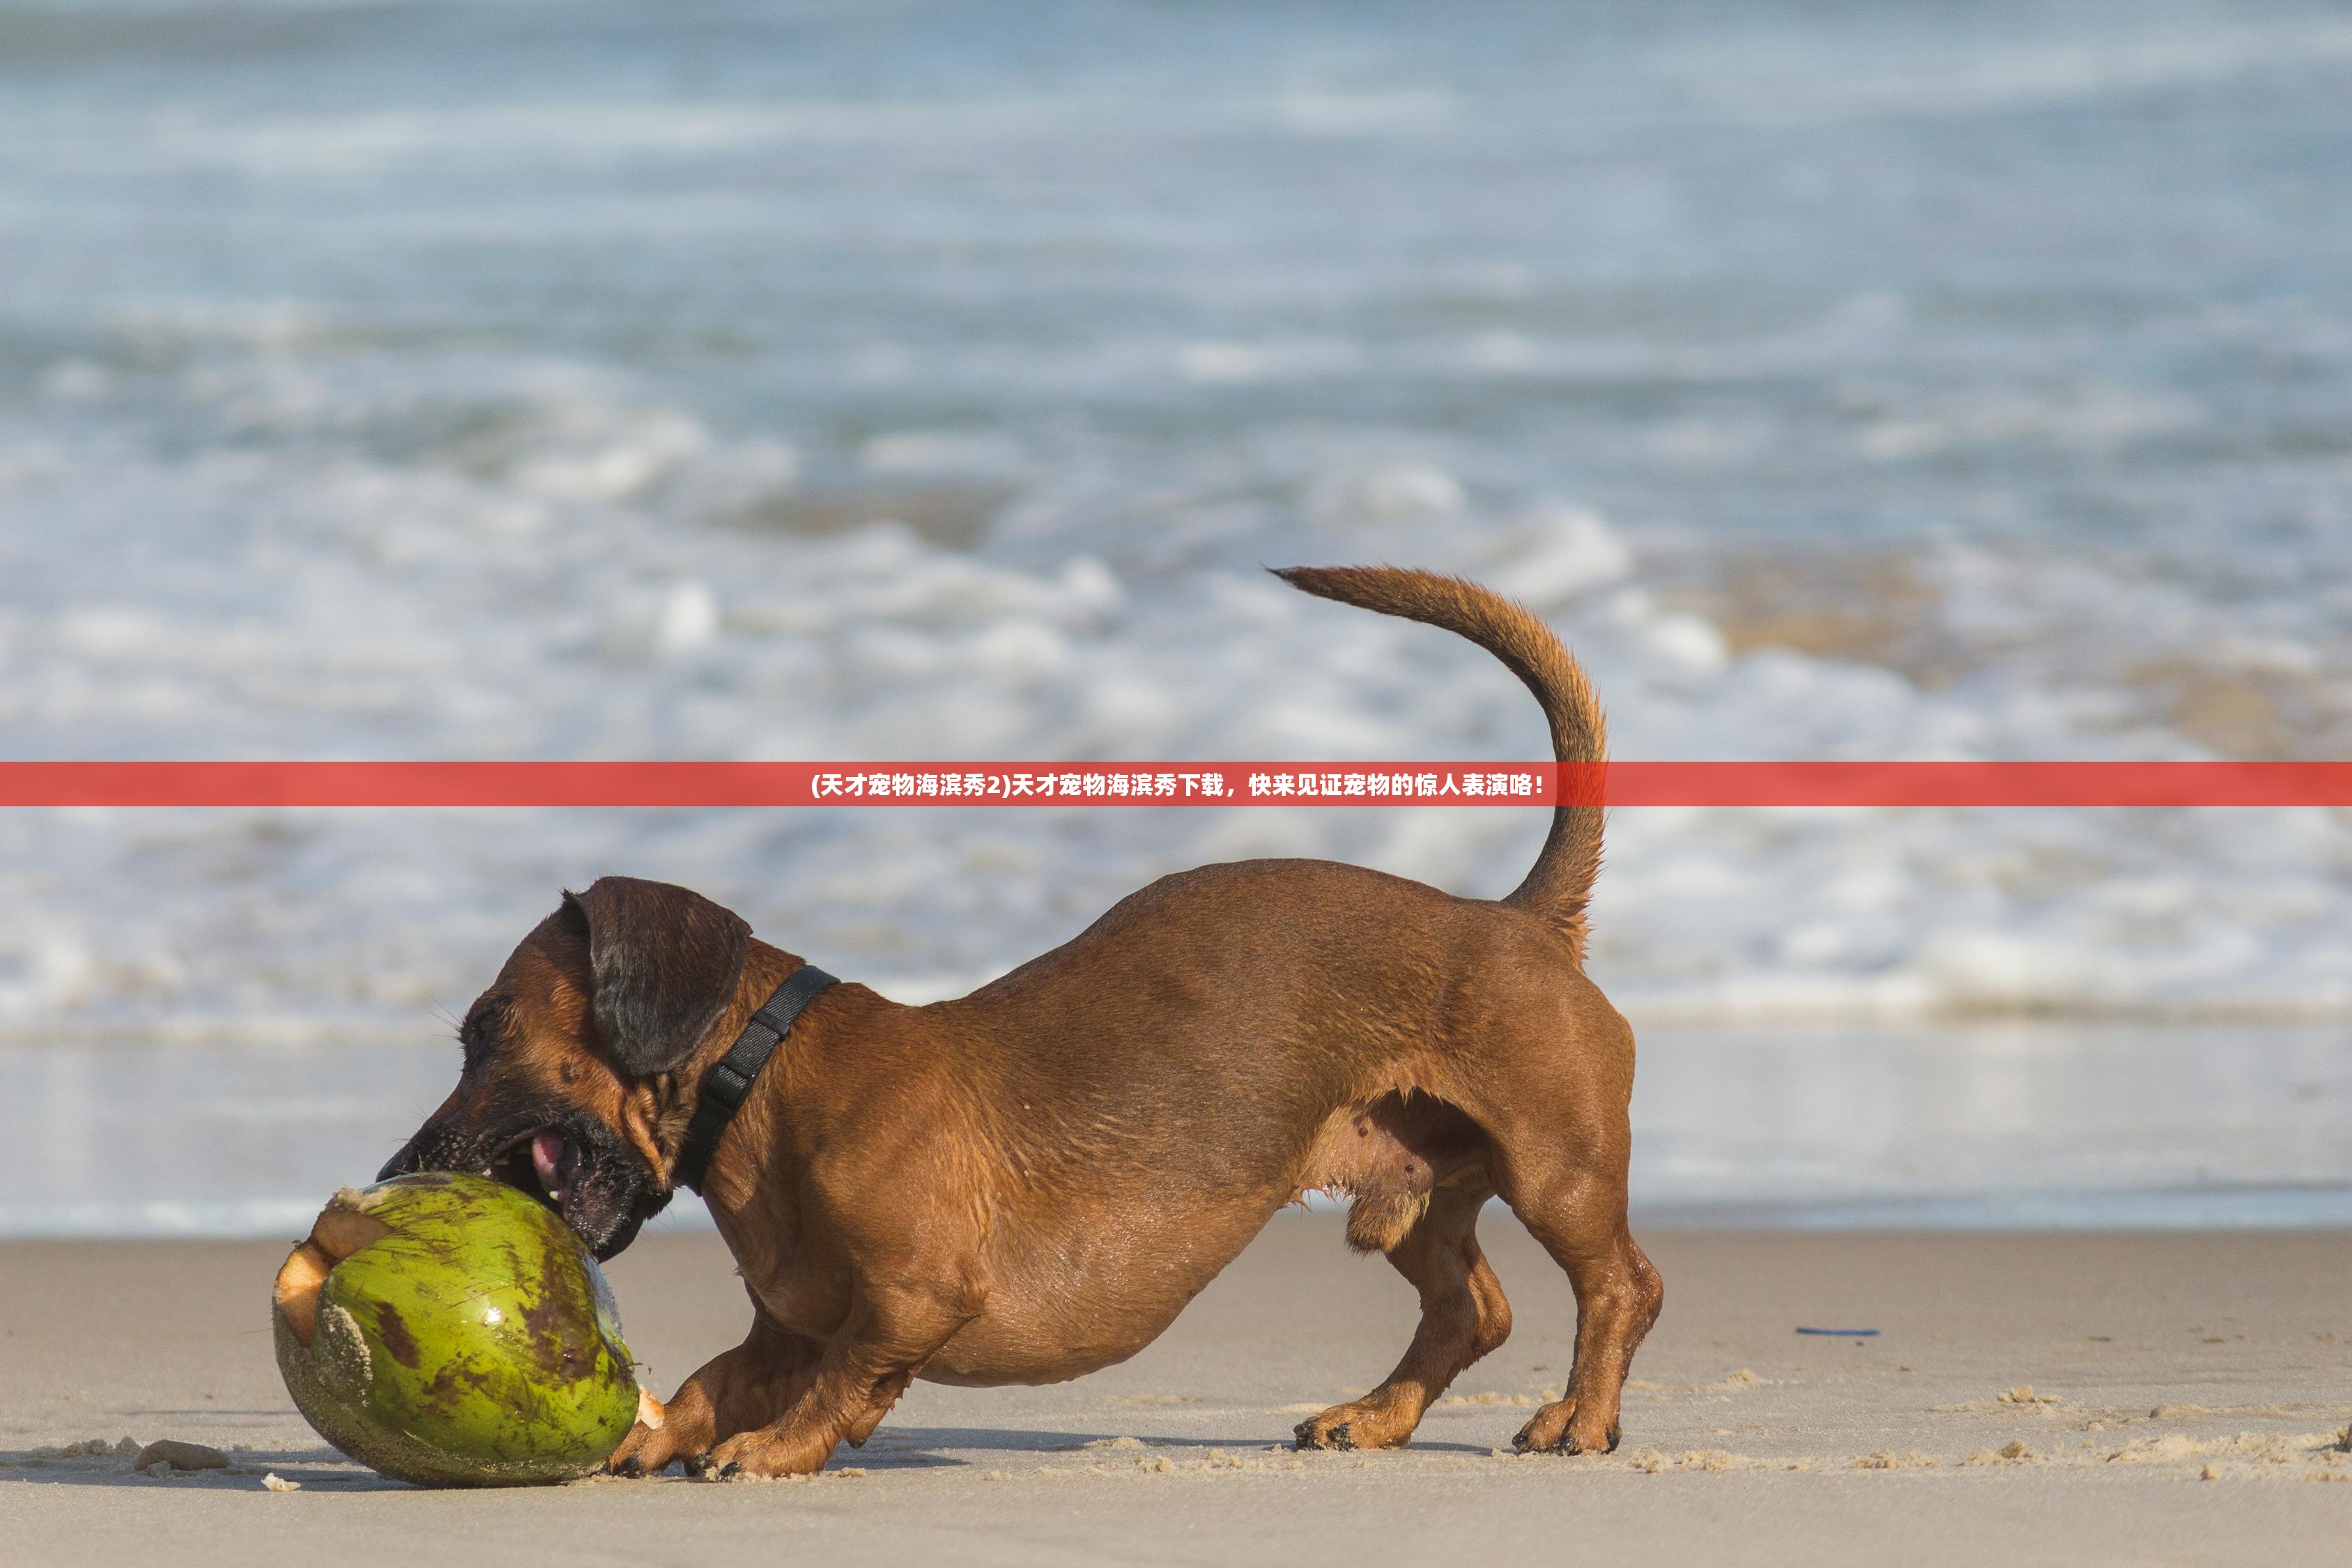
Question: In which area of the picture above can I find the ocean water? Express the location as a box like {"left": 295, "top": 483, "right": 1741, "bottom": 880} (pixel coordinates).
{"left": 2, "top": 1, "right": 2351, "bottom": 1225}
{"left": 6, "top": 1027, "right": 2346, "bottom": 1237}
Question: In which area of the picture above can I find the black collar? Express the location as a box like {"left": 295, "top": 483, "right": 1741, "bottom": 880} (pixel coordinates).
{"left": 672, "top": 964, "right": 838, "bottom": 1194}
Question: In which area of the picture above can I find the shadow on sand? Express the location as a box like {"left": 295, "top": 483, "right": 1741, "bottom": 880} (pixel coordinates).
{"left": 0, "top": 1422, "right": 1489, "bottom": 1489}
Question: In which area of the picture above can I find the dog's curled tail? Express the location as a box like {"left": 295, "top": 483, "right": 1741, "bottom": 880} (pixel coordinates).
{"left": 1273, "top": 565, "right": 1606, "bottom": 958}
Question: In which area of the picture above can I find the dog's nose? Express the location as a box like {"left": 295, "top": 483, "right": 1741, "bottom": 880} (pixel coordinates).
{"left": 376, "top": 1141, "right": 422, "bottom": 1183}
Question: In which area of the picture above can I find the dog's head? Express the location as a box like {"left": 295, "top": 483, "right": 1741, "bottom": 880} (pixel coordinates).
{"left": 378, "top": 875, "right": 753, "bottom": 1261}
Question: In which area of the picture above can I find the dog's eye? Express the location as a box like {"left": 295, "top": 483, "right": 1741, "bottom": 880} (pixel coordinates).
{"left": 457, "top": 996, "right": 510, "bottom": 1074}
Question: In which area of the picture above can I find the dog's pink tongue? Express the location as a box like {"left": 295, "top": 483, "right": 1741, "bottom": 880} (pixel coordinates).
{"left": 530, "top": 1130, "right": 567, "bottom": 1200}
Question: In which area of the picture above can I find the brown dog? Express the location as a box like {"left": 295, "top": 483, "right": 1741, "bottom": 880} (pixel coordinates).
{"left": 380, "top": 565, "right": 1662, "bottom": 1478}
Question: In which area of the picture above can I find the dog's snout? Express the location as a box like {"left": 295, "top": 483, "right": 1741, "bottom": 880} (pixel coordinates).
{"left": 376, "top": 1137, "right": 427, "bottom": 1183}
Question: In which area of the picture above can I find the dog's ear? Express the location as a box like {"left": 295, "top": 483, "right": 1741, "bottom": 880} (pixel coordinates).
{"left": 560, "top": 877, "right": 751, "bottom": 1077}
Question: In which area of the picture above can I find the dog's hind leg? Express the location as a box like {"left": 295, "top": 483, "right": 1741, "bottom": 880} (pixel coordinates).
{"left": 1491, "top": 1128, "right": 1661, "bottom": 1456}
{"left": 1293, "top": 1186, "right": 1512, "bottom": 1451}
{"left": 1432, "top": 989, "right": 1663, "bottom": 1456}
{"left": 1504, "top": 1182, "right": 1660, "bottom": 1454}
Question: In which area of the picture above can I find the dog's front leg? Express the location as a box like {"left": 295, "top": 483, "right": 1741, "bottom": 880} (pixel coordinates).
{"left": 695, "top": 1274, "right": 986, "bottom": 1480}
{"left": 605, "top": 1312, "right": 820, "bottom": 1477}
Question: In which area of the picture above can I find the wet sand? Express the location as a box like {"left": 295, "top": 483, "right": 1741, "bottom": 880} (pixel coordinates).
{"left": 3, "top": 1216, "right": 2346, "bottom": 1565}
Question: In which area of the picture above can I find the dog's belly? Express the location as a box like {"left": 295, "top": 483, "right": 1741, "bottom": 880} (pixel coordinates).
{"left": 917, "top": 1102, "right": 1493, "bottom": 1387}
{"left": 918, "top": 1192, "right": 1287, "bottom": 1387}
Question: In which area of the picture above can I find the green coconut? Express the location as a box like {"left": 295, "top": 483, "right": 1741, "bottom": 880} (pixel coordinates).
{"left": 271, "top": 1171, "right": 647, "bottom": 1486}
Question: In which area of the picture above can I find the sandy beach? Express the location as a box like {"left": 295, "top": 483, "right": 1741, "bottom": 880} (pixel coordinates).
{"left": 3, "top": 1214, "right": 2345, "bottom": 1565}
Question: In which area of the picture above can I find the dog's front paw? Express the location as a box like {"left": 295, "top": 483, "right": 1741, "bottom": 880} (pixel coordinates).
{"left": 1293, "top": 1414, "right": 1357, "bottom": 1452}
{"left": 1512, "top": 1398, "right": 1618, "bottom": 1456}
{"left": 1296, "top": 1389, "right": 1427, "bottom": 1452}
{"left": 602, "top": 1417, "right": 689, "bottom": 1478}
{"left": 603, "top": 1388, "right": 693, "bottom": 1477}
{"left": 698, "top": 1426, "right": 838, "bottom": 1480}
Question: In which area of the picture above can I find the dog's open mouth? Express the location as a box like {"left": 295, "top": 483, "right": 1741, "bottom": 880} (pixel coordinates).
{"left": 486, "top": 1125, "right": 581, "bottom": 1211}
{"left": 381, "top": 1103, "right": 663, "bottom": 1262}
{"left": 406, "top": 1114, "right": 661, "bottom": 1262}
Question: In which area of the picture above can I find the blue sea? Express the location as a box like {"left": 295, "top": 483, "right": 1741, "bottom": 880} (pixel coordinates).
{"left": 1, "top": 0, "right": 2349, "bottom": 1231}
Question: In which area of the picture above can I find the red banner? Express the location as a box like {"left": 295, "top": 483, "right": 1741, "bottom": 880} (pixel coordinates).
{"left": 3, "top": 761, "right": 2351, "bottom": 807}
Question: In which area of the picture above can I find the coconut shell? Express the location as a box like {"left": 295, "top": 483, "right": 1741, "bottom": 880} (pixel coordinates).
{"left": 272, "top": 1172, "right": 640, "bottom": 1486}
